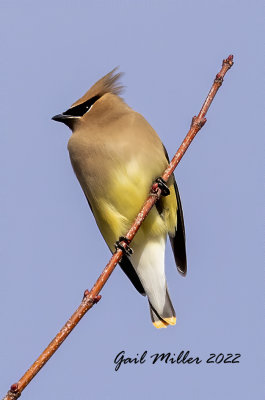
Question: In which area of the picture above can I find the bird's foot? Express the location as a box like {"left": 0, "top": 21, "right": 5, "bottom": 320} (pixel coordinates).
{"left": 153, "top": 177, "right": 170, "bottom": 196}
{"left": 115, "top": 236, "right": 133, "bottom": 256}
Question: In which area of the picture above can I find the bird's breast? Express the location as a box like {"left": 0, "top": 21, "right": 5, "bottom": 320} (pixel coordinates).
{"left": 67, "top": 123, "right": 170, "bottom": 248}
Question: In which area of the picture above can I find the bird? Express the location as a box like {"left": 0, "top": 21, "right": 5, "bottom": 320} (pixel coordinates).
{"left": 52, "top": 68, "right": 187, "bottom": 328}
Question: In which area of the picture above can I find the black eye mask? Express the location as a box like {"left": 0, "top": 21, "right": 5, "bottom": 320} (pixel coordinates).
{"left": 63, "top": 95, "right": 100, "bottom": 117}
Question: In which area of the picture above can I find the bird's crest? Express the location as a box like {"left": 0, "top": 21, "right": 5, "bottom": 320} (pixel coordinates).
{"left": 71, "top": 68, "right": 124, "bottom": 108}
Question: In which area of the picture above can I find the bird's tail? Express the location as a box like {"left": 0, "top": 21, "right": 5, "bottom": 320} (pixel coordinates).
{"left": 148, "top": 289, "right": 176, "bottom": 328}
{"left": 131, "top": 236, "right": 176, "bottom": 329}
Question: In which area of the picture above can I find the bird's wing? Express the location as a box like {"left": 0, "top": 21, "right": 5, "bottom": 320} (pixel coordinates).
{"left": 169, "top": 178, "right": 187, "bottom": 276}
{"left": 158, "top": 146, "right": 187, "bottom": 276}
{"left": 84, "top": 193, "right": 145, "bottom": 295}
{"left": 119, "top": 255, "right": 146, "bottom": 295}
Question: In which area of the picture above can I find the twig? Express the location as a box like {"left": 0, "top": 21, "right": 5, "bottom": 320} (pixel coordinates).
{"left": 2, "top": 55, "right": 233, "bottom": 400}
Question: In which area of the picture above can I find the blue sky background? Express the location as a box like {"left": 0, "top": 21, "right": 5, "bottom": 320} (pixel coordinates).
{"left": 1, "top": 1, "right": 264, "bottom": 399}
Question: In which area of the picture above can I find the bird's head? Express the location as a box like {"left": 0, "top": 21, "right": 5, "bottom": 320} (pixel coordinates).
{"left": 52, "top": 68, "right": 124, "bottom": 130}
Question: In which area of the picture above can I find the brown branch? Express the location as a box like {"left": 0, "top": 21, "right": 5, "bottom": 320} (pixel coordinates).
{"left": 2, "top": 55, "right": 234, "bottom": 400}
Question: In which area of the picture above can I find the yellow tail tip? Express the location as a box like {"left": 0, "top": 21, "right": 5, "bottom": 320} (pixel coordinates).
{"left": 153, "top": 320, "right": 169, "bottom": 329}
{"left": 163, "top": 316, "right": 177, "bottom": 326}
{"left": 153, "top": 317, "right": 176, "bottom": 329}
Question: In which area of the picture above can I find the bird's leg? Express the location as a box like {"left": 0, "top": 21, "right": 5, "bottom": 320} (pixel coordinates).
{"left": 153, "top": 177, "right": 170, "bottom": 196}
{"left": 115, "top": 236, "right": 134, "bottom": 256}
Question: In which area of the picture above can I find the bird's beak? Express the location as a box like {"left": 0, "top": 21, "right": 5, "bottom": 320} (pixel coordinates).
{"left": 52, "top": 113, "right": 71, "bottom": 123}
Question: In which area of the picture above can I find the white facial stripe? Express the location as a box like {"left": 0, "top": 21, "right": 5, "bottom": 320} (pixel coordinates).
{"left": 85, "top": 103, "right": 94, "bottom": 113}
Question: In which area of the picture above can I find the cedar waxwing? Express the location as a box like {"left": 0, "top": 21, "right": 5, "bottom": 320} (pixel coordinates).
{"left": 52, "top": 69, "right": 187, "bottom": 328}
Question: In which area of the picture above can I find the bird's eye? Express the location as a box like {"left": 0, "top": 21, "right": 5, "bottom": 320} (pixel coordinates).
{"left": 63, "top": 95, "right": 100, "bottom": 117}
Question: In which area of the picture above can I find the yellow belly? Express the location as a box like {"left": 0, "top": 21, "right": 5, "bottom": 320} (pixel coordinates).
{"left": 91, "top": 164, "right": 177, "bottom": 251}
